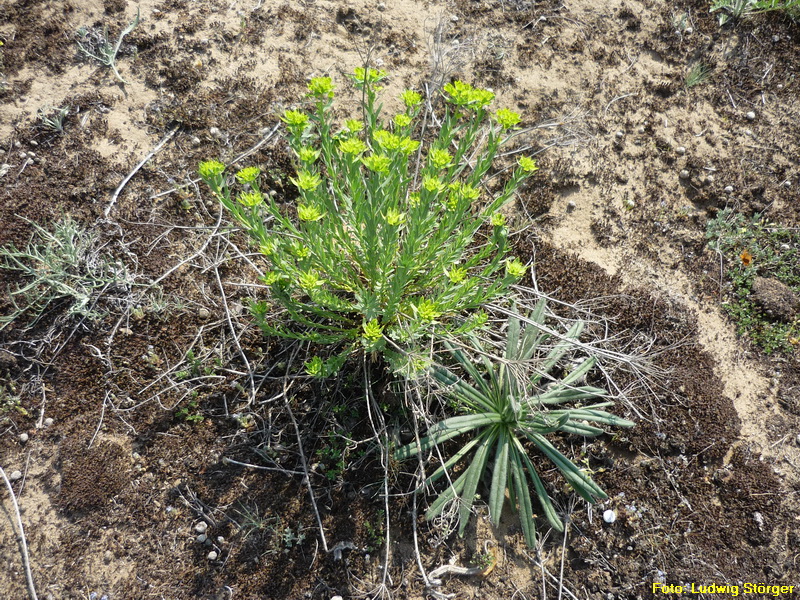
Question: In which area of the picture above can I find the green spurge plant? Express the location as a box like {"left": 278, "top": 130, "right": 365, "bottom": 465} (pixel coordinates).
{"left": 199, "top": 68, "right": 539, "bottom": 374}
{"left": 396, "top": 300, "right": 634, "bottom": 547}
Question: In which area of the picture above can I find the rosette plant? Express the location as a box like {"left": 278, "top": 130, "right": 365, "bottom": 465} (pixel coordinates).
{"left": 199, "top": 68, "right": 539, "bottom": 374}
{"left": 396, "top": 300, "right": 635, "bottom": 546}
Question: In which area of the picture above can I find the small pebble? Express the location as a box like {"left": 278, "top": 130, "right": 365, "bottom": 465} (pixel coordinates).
{"left": 615, "top": 130, "right": 624, "bottom": 139}
{"left": 679, "top": 169, "right": 690, "bottom": 180}
{"left": 29, "top": 140, "right": 38, "bottom": 147}
{"left": 704, "top": 174, "right": 715, "bottom": 185}
{"left": 44, "top": 417, "right": 54, "bottom": 427}
{"left": 195, "top": 521, "right": 208, "bottom": 534}
{"left": 684, "top": 27, "right": 693, "bottom": 34}
{"left": 724, "top": 185, "right": 734, "bottom": 194}
{"left": 198, "top": 307, "right": 211, "bottom": 319}
{"left": 9, "top": 470, "right": 23, "bottom": 481}
{"left": 376, "top": 2, "right": 386, "bottom": 10}
{"left": 603, "top": 509, "right": 617, "bottom": 524}
{"left": 196, "top": 534, "right": 207, "bottom": 544}
{"left": 783, "top": 180, "right": 792, "bottom": 188}
{"left": 796, "top": 433, "right": 800, "bottom": 446}
{"left": 637, "top": 126, "right": 645, "bottom": 134}
{"left": 331, "top": 596, "right": 344, "bottom": 600}
{"left": 216, "top": 536, "right": 225, "bottom": 544}
{"left": 772, "top": 35, "right": 780, "bottom": 42}
{"left": 19, "top": 433, "right": 29, "bottom": 443}
{"left": 566, "top": 200, "right": 576, "bottom": 212}
{"left": 104, "top": 550, "right": 113, "bottom": 564}
{"left": 745, "top": 111, "right": 756, "bottom": 121}
{"left": 676, "top": 146, "right": 685, "bottom": 155}
{"left": 207, "top": 550, "right": 218, "bottom": 561}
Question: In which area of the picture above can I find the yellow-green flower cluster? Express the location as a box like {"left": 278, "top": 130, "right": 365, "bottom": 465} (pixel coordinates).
{"left": 423, "top": 175, "right": 445, "bottom": 193}
{"left": 237, "top": 191, "right": 263, "bottom": 206}
{"left": 345, "top": 119, "right": 364, "bottom": 133}
{"left": 491, "top": 213, "right": 506, "bottom": 227}
{"left": 415, "top": 298, "right": 441, "bottom": 322}
{"left": 299, "top": 271, "right": 325, "bottom": 290}
{"left": 393, "top": 114, "right": 412, "bottom": 128}
{"left": 428, "top": 148, "right": 452, "bottom": 170}
{"left": 291, "top": 170, "right": 322, "bottom": 191}
{"left": 307, "top": 76, "right": 335, "bottom": 98}
{"left": 373, "top": 130, "right": 419, "bottom": 155}
{"left": 339, "top": 137, "right": 368, "bottom": 155}
{"left": 518, "top": 156, "right": 539, "bottom": 173}
{"left": 385, "top": 208, "right": 406, "bottom": 226}
{"left": 401, "top": 89, "right": 423, "bottom": 108}
{"left": 362, "top": 318, "right": 384, "bottom": 342}
{"left": 298, "top": 204, "right": 325, "bottom": 222}
{"left": 443, "top": 80, "right": 495, "bottom": 108}
{"left": 282, "top": 109, "right": 310, "bottom": 128}
{"left": 363, "top": 154, "right": 392, "bottom": 173}
{"left": 505, "top": 257, "right": 527, "bottom": 278}
{"left": 448, "top": 266, "right": 467, "bottom": 284}
{"left": 235, "top": 166, "right": 260, "bottom": 184}
{"left": 199, "top": 160, "right": 225, "bottom": 179}
{"left": 494, "top": 108, "right": 521, "bottom": 130}
{"left": 352, "top": 67, "right": 387, "bottom": 85}
{"left": 297, "top": 147, "right": 320, "bottom": 163}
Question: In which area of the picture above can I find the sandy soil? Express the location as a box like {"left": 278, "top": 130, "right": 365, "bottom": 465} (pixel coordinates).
{"left": 1, "top": 0, "right": 799, "bottom": 599}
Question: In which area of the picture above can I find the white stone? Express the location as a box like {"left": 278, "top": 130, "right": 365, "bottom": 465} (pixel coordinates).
{"left": 207, "top": 550, "right": 218, "bottom": 560}
{"left": 603, "top": 509, "right": 616, "bottom": 524}
{"left": 9, "top": 470, "right": 23, "bottom": 481}
{"left": 676, "top": 146, "right": 686, "bottom": 155}
{"left": 44, "top": 417, "right": 54, "bottom": 427}
{"left": 195, "top": 521, "right": 208, "bottom": 534}
{"left": 19, "top": 433, "right": 29, "bottom": 443}
{"left": 745, "top": 111, "right": 756, "bottom": 121}
{"left": 679, "top": 170, "right": 690, "bottom": 180}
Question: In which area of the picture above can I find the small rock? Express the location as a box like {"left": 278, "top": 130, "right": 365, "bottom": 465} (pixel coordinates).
{"left": 44, "top": 417, "right": 54, "bottom": 427}
{"left": 751, "top": 276, "right": 800, "bottom": 322}
{"left": 724, "top": 185, "right": 734, "bottom": 194}
{"left": 745, "top": 111, "right": 756, "bottom": 121}
{"left": 104, "top": 550, "right": 113, "bottom": 564}
{"left": 615, "top": 130, "right": 624, "bottom": 139}
{"left": 376, "top": 2, "right": 386, "bottom": 10}
{"left": 566, "top": 200, "right": 577, "bottom": 213}
{"left": 195, "top": 521, "right": 209, "bottom": 534}
{"left": 29, "top": 140, "right": 38, "bottom": 147}
{"left": 684, "top": 27, "right": 693, "bottom": 34}
{"left": 772, "top": 35, "right": 780, "bottom": 42}
{"left": 796, "top": 433, "right": 800, "bottom": 446}
{"left": 676, "top": 146, "right": 686, "bottom": 155}
{"left": 207, "top": 550, "right": 218, "bottom": 561}
{"left": 198, "top": 307, "right": 211, "bottom": 319}
{"left": 216, "top": 536, "right": 225, "bottom": 544}
{"left": 603, "top": 509, "right": 616, "bottom": 524}
{"left": 679, "top": 169, "right": 690, "bottom": 180}
{"left": 637, "top": 126, "right": 645, "bottom": 134}
{"left": 197, "top": 534, "right": 207, "bottom": 544}
{"left": 704, "top": 174, "right": 715, "bottom": 185}
{"left": 783, "top": 180, "right": 792, "bottom": 188}
{"left": 450, "top": 15, "right": 459, "bottom": 22}
{"left": 331, "top": 596, "right": 344, "bottom": 600}
{"left": 9, "top": 470, "right": 23, "bottom": 481}
{"left": 190, "top": 136, "right": 201, "bottom": 146}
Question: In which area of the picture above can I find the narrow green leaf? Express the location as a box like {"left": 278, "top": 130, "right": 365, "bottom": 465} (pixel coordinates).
{"left": 488, "top": 430, "right": 510, "bottom": 526}
{"left": 457, "top": 433, "right": 493, "bottom": 537}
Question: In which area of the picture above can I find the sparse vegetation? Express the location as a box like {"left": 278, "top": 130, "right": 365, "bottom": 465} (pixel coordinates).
{"left": 76, "top": 9, "right": 140, "bottom": 84}
{"left": 707, "top": 208, "right": 800, "bottom": 354}
{"left": 0, "top": 217, "right": 134, "bottom": 332}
